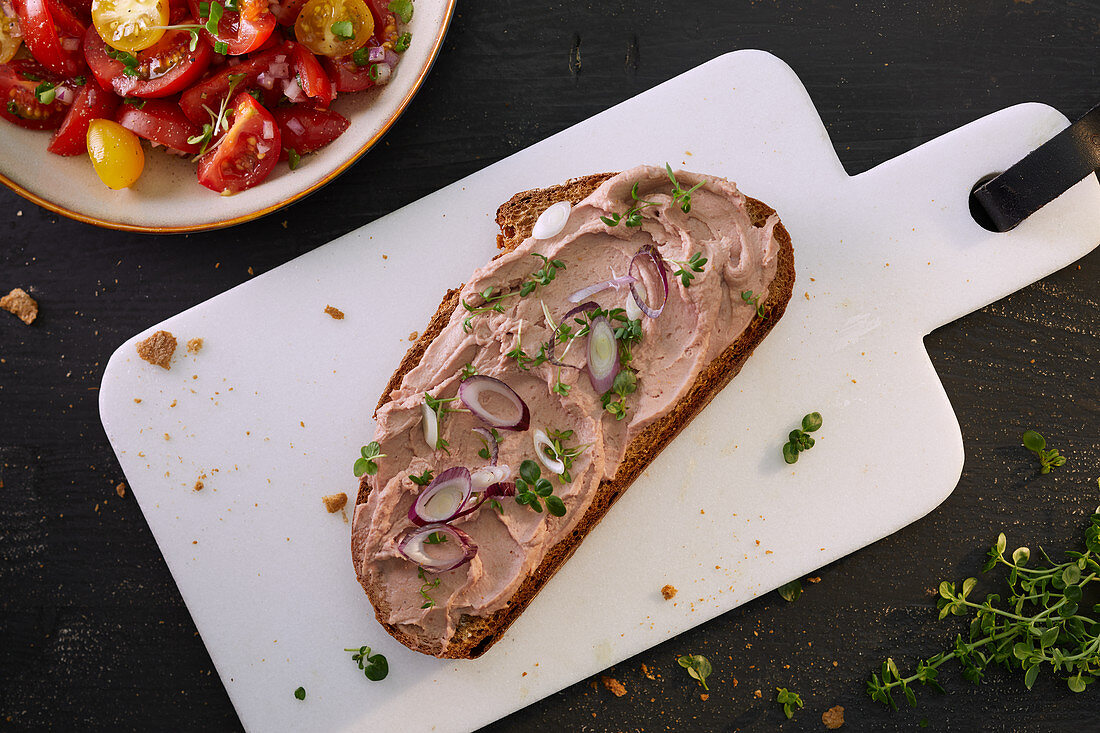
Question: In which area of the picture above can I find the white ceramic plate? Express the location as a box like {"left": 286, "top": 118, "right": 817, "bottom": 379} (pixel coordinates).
{"left": 0, "top": 0, "right": 455, "bottom": 232}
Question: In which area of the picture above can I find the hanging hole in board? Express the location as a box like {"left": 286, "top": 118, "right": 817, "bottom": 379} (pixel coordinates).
{"left": 969, "top": 173, "right": 1005, "bottom": 233}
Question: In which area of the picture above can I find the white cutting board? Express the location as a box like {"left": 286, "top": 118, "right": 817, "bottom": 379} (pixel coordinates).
{"left": 99, "top": 50, "right": 1100, "bottom": 733}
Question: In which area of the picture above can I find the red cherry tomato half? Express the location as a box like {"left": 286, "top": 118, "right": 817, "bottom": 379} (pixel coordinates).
{"left": 187, "top": 0, "right": 276, "bottom": 56}
{"left": 273, "top": 0, "right": 306, "bottom": 26}
{"left": 84, "top": 24, "right": 214, "bottom": 99}
{"left": 0, "top": 60, "right": 68, "bottom": 130}
{"left": 16, "top": 0, "right": 88, "bottom": 78}
{"left": 178, "top": 41, "right": 291, "bottom": 123}
{"left": 116, "top": 98, "right": 203, "bottom": 154}
{"left": 290, "top": 42, "right": 333, "bottom": 105}
{"left": 273, "top": 104, "right": 347, "bottom": 155}
{"left": 47, "top": 77, "right": 120, "bottom": 155}
{"left": 196, "top": 91, "right": 280, "bottom": 194}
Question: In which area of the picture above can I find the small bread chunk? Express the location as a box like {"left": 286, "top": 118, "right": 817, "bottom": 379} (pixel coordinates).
{"left": 661, "top": 584, "right": 678, "bottom": 600}
{"left": 187, "top": 337, "right": 204, "bottom": 353}
{"left": 600, "top": 676, "right": 627, "bottom": 697}
{"left": 115, "top": 482, "right": 127, "bottom": 498}
{"left": 1, "top": 287, "right": 38, "bottom": 325}
{"left": 822, "top": 705, "right": 845, "bottom": 729}
{"left": 324, "top": 305, "right": 345, "bottom": 320}
{"left": 137, "top": 330, "right": 177, "bottom": 369}
{"left": 323, "top": 492, "right": 348, "bottom": 513}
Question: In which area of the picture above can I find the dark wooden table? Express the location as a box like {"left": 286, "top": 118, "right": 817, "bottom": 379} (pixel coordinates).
{"left": 1, "top": 2, "right": 1097, "bottom": 730}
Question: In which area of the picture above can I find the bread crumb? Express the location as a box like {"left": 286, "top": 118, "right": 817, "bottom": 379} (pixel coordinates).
{"left": 136, "top": 330, "right": 177, "bottom": 369}
{"left": 601, "top": 676, "right": 627, "bottom": 697}
{"left": 115, "top": 482, "right": 126, "bottom": 498}
{"left": 661, "top": 584, "right": 677, "bottom": 600}
{"left": 324, "top": 305, "right": 344, "bottom": 320}
{"left": 187, "top": 337, "right": 204, "bottom": 354}
{"left": 194, "top": 480, "right": 204, "bottom": 491}
{"left": 753, "top": 689, "right": 762, "bottom": 699}
{"left": 641, "top": 663, "right": 656, "bottom": 680}
{"left": 822, "top": 705, "right": 845, "bottom": 729}
{"left": 133, "top": 398, "right": 142, "bottom": 404}
{"left": 247, "top": 267, "right": 254, "bottom": 275}
{"left": 1, "top": 288, "right": 38, "bottom": 324}
{"left": 699, "top": 693, "right": 709, "bottom": 701}
{"left": 322, "top": 493, "right": 348, "bottom": 513}
{"left": 807, "top": 576, "right": 821, "bottom": 583}
{"left": 408, "top": 330, "right": 419, "bottom": 341}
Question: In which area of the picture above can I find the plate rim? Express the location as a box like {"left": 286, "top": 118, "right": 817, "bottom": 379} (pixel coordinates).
{"left": 0, "top": 0, "right": 457, "bottom": 234}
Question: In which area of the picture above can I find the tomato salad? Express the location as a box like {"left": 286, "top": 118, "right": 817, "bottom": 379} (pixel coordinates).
{"left": 0, "top": 0, "right": 412, "bottom": 194}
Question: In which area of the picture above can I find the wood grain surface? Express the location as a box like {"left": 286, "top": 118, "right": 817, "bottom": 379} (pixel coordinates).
{"left": 1, "top": 1, "right": 1097, "bottom": 731}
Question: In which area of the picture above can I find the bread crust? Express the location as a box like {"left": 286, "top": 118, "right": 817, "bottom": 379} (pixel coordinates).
{"left": 356, "top": 172, "right": 795, "bottom": 658}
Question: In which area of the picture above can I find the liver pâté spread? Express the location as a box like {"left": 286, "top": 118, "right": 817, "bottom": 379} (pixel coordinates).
{"left": 351, "top": 165, "right": 782, "bottom": 655}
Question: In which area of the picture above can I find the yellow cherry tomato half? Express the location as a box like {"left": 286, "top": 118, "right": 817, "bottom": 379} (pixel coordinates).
{"left": 91, "top": 0, "right": 169, "bottom": 54}
{"left": 0, "top": 15, "right": 22, "bottom": 65}
{"left": 87, "top": 119, "right": 145, "bottom": 189}
{"left": 294, "top": 0, "right": 374, "bottom": 58}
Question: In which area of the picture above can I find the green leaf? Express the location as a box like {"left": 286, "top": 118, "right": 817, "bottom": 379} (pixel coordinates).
{"left": 778, "top": 579, "right": 802, "bottom": 602}
{"left": 353, "top": 457, "right": 369, "bottom": 477}
{"left": 519, "top": 459, "right": 540, "bottom": 484}
{"left": 1024, "top": 664, "right": 1040, "bottom": 690}
{"left": 903, "top": 683, "right": 917, "bottom": 707}
{"left": 545, "top": 495, "right": 566, "bottom": 517}
{"left": 1040, "top": 626, "right": 1060, "bottom": 648}
{"left": 962, "top": 577, "right": 978, "bottom": 599}
{"left": 1021, "top": 430, "right": 1045, "bottom": 452}
{"left": 1062, "top": 565, "right": 1081, "bottom": 586}
{"left": 938, "top": 581, "right": 955, "bottom": 600}
{"left": 996, "top": 533, "right": 1007, "bottom": 554}
{"left": 677, "top": 654, "right": 711, "bottom": 690}
{"left": 293, "top": 686, "right": 306, "bottom": 700}
{"left": 1068, "top": 674, "right": 1086, "bottom": 693}
{"left": 782, "top": 442, "right": 799, "bottom": 464}
{"left": 363, "top": 652, "right": 389, "bottom": 681}
{"left": 287, "top": 148, "right": 301, "bottom": 170}
{"left": 1012, "top": 547, "right": 1030, "bottom": 565}
{"left": 802, "top": 412, "right": 823, "bottom": 432}
{"left": 1012, "top": 642, "right": 1031, "bottom": 661}
{"left": 387, "top": 0, "right": 413, "bottom": 22}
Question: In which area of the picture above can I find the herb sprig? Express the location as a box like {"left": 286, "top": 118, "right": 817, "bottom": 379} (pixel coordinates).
{"left": 776, "top": 688, "right": 804, "bottom": 719}
{"left": 353, "top": 442, "right": 385, "bottom": 476}
{"left": 409, "top": 468, "right": 434, "bottom": 486}
{"left": 601, "top": 370, "right": 638, "bottom": 420}
{"left": 186, "top": 72, "right": 247, "bottom": 158}
{"left": 423, "top": 393, "right": 465, "bottom": 451}
{"left": 740, "top": 290, "right": 766, "bottom": 318}
{"left": 514, "top": 459, "right": 566, "bottom": 516}
{"left": 1022, "top": 430, "right": 1066, "bottom": 474}
{"left": 868, "top": 512, "right": 1100, "bottom": 708}
{"left": 541, "top": 428, "right": 588, "bottom": 484}
{"left": 345, "top": 645, "right": 389, "bottom": 681}
{"left": 388, "top": 0, "right": 412, "bottom": 23}
{"left": 782, "top": 412, "right": 822, "bottom": 464}
{"left": 417, "top": 567, "right": 440, "bottom": 609}
{"left": 601, "top": 181, "right": 658, "bottom": 228}
{"left": 668, "top": 251, "right": 707, "bottom": 287}
{"left": 677, "top": 654, "right": 712, "bottom": 690}
{"left": 519, "top": 253, "right": 566, "bottom": 296}
{"left": 665, "top": 163, "right": 706, "bottom": 213}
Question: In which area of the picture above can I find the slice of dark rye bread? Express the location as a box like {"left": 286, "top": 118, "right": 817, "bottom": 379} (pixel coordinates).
{"left": 356, "top": 171, "right": 795, "bottom": 659}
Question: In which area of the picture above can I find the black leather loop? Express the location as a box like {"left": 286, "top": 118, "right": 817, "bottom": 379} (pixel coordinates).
{"left": 972, "top": 103, "right": 1100, "bottom": 232}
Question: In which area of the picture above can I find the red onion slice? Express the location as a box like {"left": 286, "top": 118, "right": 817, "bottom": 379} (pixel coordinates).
{"left": 585, "top": 316, "right": 620, "bottom": 393}
{"left": 397, "top": 523, "right": 477, "bottom": 572}
{"left": 472, "top": 426, "right": 498, "bottom": 465}
{"left": 459, "top": 376, "right": 530, "bottom": 431}
{"left": 408, "top": 467, "right": 472, "bottom": 526}
{"left": 568, "top": 275, "right": 637, "bottom": 304}
{"left": 628, "top": 245, "right": 669, "bottom": 319}
{"left": 545, "top": 301, "right": 599, "bottom": 369}
{"left": 533, "top": 429, "right": 565, "bottom": 475}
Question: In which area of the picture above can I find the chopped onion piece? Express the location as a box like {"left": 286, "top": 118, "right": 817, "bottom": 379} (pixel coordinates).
{"left": 268, "top": 61, "right": 290, "bottom": 79}
{"left": 628, "top": 244, "right": 669, "bottom": 318}
{"left": 54, "top": 85, "right": 74, "bottom": 105}
{"left": 374, "top": 64, "right": 392, "bottom": 85}
{"left": 533, "top": 429, "right": 565, "bottom": 475}
{"left": 262, "top": 120, "right": 274, "bottom": 139}
{"left": 369, "top": 45, "right": 386, "bottom": 62}
{"left": 61, "top": 36, "right": 79, "bottom": 51}
{"left": 256, "top": 72, "right": 275, "bottom": 90}
{"left": 397, "top": 523, "right": 477, "bottom": 572}
{"left": 282, "top": 77, "right": 305, "bottom": 103}
{"left": 624, "top": 288, "right": 643, "bottom": 321}
{"left": 531, "top": 201, "right": 572, "bottom": 240}
{"left": 459, "top": 376, "right": 530, "bottom": 431}
{"left": 585, "top": 316, "right": 619, "bottom": 393}
{"left": 568, "top": 274, "right": 636, "bottom": 303}
{"left": 285, "top": 117, "right": 305, "bottom": 136}
{"left": 471, "top": 464, "right": 510, "bottom": 491}
{"left": 408, "top": 467, "right": 472, "bottom": 526}
{"left": 421, "top": 399, "right": 440, "bottom": 450}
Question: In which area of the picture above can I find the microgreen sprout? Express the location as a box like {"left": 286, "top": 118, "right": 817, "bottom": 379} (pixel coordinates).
{"left": 677, "top": 654, "right": 712, "bottom": 690}
{"left": 157, "top": 2, "right": 227, "bottom": 53}
{"left": 417, "top": 567, "right": 440, "bottom": 609}
{"left": 504, "top": 324, "right": 548, "bottom": 371}
{"left": 106, "top": 48, "right": 141, "bottom": 77}
{"left": 778, "top": 579, "right": 803, "bottom": 602}
{"left": 461, "top": 286, "right": 512, "bottom": 332}
{"left": 423, "top": 393, "right": 465, "bottom": 452}
{"left": 519, "top": 253, "right": 566, "bottom": 296}
{"left": 740, "top": 290, "right": 766, "bottom": 318}
{"left": 775, "top": 688, "right": 804, "bottom": 719}
{"left": 1022, "top": 430, "right": 1066, "bottom": 474}
{"left": 293, "top": 686, "right": 305, "bottom": 700}
{"left": 353, "top": 442, "right": 385, "bottom": 476}
{"left": 601, "top": 181, "right": 659, "bottom": 228}
{"left": 476, "top": 427, "right": 502, "bottom": 461}
{"left": 423, "top": 532, "right": 447, "bottom": 545}
{"left": 665, "top": 163, "right": 706, "bottom": 213}
{"left": 601, "top": 370, "right": 638, "bottom": 421}
{"left": 543, "top": 428, "right": 589, "bottom": 484}
{"left": 460, "top": 363, "right": 477, "bottom": 380}
{"left": 667, "top": 251, "right": 707, "bottom": 287}
{"left": 782, "top": 412, "right": 822, "bottom": 464}
{"left": 187, "top": 72, "right": 247, "bottom": 158}
{"left": 409, "top": 468, "right": 434, "bottom": 486}
{"left": 867, "top": 512, "right": 1100, "bottom": 708}
{"left": 344, "top": 645, "right": 389, "bottom": 681}
{"left": 394, "top": 31, "right": 412, "bottom": 52}
{"left": 514, "top": 459, "right": 566, "bottom": 516}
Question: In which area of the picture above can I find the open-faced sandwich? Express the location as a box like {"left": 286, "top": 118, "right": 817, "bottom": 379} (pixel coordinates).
{"left": 351, "top": 165, "right": 795, "bottom": 658}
